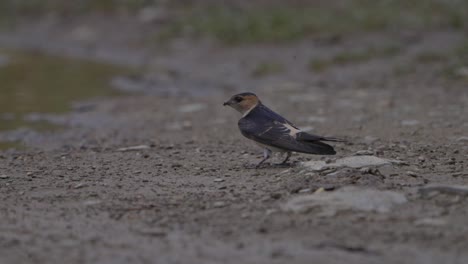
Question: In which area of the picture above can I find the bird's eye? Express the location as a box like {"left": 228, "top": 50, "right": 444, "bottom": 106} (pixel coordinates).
{"left": 234, "top": 96, "right": 243, "bottom": 102}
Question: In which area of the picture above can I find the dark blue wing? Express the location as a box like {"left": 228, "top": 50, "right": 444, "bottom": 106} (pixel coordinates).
{"left": 238, "top": 111, "right": 336, "bottom": 155}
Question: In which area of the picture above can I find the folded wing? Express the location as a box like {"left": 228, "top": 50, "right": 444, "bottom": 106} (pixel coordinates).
{"left": 239, "top": 118, "right": 336, "bottom": 155}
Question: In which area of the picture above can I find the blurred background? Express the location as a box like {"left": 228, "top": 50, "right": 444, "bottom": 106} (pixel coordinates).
{"left": 0, "top": 0, "right": 467, "bottom": 146}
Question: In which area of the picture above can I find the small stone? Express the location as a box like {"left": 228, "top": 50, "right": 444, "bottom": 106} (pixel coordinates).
{"left": 74, "top": 183, "right": 88, "bottom": 189}
{"left": 117, "top": 145, "right": 151, "bottom": 152}
{"left": 355, "top": 150, "right": 374, "bottom": 156}
{"left": 406, "top": 171, "right": 418, "bottom": 177}
{"left": 456, "top": 136, "right": 468, "bottom": 143}
{"left": 213, "top": 178, "right": 225, "bottom": 182}
{"left": 213, "top": 201, "right": 226, "bottom": 208}
{"left": 265, "top": 209, "right": 277, "bottom": 215}
{"left": 298, "top": 188, "right": 311, "bottom": 193}
{"left": 414, "top": 218, "right": 446, "bottom": 226}
{"left": 0, "top": 174, "right": 9, "bottom": 179}
{"left": 360, "top": 167, "right": 371, "bottom": 173}
{"left": 241, "top": 212, "right": 250, "bottom": 218}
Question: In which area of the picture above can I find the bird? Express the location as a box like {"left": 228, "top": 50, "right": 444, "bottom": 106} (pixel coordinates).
{"left": 223, "top": 92, "right": 344, "bottom": 168}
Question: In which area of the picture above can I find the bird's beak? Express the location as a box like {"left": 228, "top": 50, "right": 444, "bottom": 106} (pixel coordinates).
{"left": 223, "top": 101, "right": 230, "bottom": 106}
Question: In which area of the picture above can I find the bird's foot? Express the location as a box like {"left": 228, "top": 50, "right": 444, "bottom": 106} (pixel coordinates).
{"left": 273, "top": 162, "right": 293, "bottom": 168}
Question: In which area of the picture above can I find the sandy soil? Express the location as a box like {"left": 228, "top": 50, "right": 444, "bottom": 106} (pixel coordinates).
{"left": 0, "top": 20, "right": 468, "bottom": 264}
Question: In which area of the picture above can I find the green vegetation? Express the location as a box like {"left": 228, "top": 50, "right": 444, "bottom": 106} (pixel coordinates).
{"left": 0, "top": 0, "right": 151, "bottom": 15}
{"left": 250, "top": 62, "right": 284, "bottom": 78}
{"left": 309, "top": 45, "right": 401, "bottom": 72}
{"left": 157, "top": 0, "right": 468, "bottom": 44}
{"left": 1, "top": 0, "right": 468, "bottom": 44}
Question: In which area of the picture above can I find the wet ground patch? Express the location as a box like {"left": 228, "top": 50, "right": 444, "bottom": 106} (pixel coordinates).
{"left": 0, "top": 49, "right": 133, "bottom": 149}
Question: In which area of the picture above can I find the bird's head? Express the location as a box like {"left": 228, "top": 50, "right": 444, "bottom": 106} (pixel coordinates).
{"left": 223, "top": 92, "right": 260, "bottom": 115}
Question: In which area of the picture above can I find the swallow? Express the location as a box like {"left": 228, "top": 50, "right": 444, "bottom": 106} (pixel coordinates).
{"left": 223, "top": 92, "right": 343, "bottom": 168}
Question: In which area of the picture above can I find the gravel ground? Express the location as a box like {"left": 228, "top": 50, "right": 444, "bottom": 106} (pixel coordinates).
{"left": 0, "top": 19, "right": 468, "bottom": 264}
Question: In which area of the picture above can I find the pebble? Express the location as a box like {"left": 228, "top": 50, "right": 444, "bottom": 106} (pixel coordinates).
{"left": 414, "top": 218, "right": 447, "bottom": 227}
{"left": 355, "top": 150, "right": 374, "bottom": 156}
{"left": 213, "top": 178, "right": 225, "bottom": 182}
{"left": 117, "top": 145, "right": 151, "bottom": 152}
{"left": 213, "top": 201, "right": 226, "bottom": 208}
{"left": 0, "top": 174, "right": 9, "bottom": 179}
{"left": 74, "top": 183, "right": 88, "bottom": 189}
{"left": 406, "top": 171, "right": 418, "bottom": 177}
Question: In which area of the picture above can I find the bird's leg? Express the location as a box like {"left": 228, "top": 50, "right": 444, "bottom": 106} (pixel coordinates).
{"left": 255, "top": 148, "right": 272, "bottom": 168}
{"left": 279, "top": 152, "right": 292, "bottom": 165}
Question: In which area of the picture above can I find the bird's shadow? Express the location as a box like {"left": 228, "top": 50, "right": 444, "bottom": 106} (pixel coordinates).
{"left": 243, "top": 162, "right": 296, "bottom": 170}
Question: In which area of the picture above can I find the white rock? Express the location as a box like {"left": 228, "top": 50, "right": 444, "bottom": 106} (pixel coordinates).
{"left": 213, "top": 201, "right": 226, "bottom": 208}
{"left": 301, "top": 155, "right": 400, "bottom": 171}
{"left": 354, "top": 150, "right": 374, "bottom": 156}
{"left": 281, "top": 186, "right": 407, "bottom": 215}
{"left": 456, "top": 136, "right": 468, "bottom": 143}
{"left": 178, "top": 104, "right": 206, "bottom": 113}
{"left": 117, "top": 145, "right": 151, "bottom": 152}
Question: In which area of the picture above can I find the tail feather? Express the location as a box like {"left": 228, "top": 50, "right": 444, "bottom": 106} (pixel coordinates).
{"left": 302, "top": 141, "right": 336, "bottom": 155}
{"left": 320, "top": 136, "right": 346, "bottom": 142}
{"left": 297, "top": 132, "right": 346, "bottom": 143}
